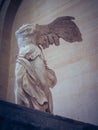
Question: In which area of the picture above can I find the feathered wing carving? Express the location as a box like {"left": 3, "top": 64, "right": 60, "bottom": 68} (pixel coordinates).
{"left": 33, "top": 16, "right": 82, "bottom": 49}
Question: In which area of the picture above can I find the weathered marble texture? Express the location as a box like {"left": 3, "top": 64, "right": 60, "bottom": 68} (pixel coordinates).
{"left": 8, "top": 0, "right": 98, "bottom": 125}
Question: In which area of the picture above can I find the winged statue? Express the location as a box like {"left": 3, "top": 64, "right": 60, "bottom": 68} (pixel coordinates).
{"left": 15, "top": 16, "right": 82, "bottom": 113}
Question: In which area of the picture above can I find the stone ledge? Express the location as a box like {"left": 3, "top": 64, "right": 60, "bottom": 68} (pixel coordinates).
{"left": 0, "top": 100, "right": 97, "bottom": 130}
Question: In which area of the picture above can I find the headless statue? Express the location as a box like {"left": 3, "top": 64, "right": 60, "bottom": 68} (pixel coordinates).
{"left": 15, "top": 17, "right": 82, "bottom": 113}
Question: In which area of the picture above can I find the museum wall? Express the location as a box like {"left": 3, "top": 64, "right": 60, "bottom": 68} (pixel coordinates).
{"left": 0, "top": 0, "right": 22, "bottom": 100}
{"left": 8, "top": 0, "right": 98, "bottom": 125}
{"left": 0, "top": 0, "right": 11, "bottom": 100}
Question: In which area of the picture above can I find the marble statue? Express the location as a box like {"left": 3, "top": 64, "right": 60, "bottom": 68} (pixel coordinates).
{"left": 15, "top": 16, "right": 82, "bottom": 113}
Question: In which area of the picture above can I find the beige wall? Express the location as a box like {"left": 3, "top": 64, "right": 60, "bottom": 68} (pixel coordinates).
{"left": 8, "top": 0, "right": 98, "bottom": 125}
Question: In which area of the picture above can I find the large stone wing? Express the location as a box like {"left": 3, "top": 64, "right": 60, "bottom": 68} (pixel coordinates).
{"left": 33, "top": 16, "right": 82, "bottom": 49}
